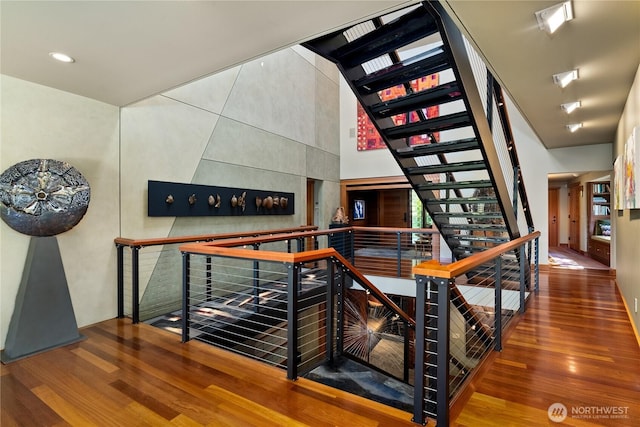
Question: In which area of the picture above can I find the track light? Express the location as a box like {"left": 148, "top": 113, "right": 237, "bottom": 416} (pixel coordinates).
{"left": 535, "top": 1, "right": 573, "bottom": 34}
{"left": 553, "top": 69, "right": 578, "bottom": 88}
{"left": 561, "top": 101, "right": 581, "bottom": 114}
{"left": 567, "top": 123, "right": 582, "bottom": 133}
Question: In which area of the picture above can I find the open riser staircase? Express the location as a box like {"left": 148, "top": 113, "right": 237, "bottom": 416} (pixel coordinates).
{"left": 303, "top": 1, "right": 523, "bottom": 261}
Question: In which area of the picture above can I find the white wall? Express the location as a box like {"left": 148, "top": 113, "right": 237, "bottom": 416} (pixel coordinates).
{"left": 1, "top": 75, "right": 120, "bottom": 348}
{"left": 613, "top": 64, "right": 640, "bottom": 335}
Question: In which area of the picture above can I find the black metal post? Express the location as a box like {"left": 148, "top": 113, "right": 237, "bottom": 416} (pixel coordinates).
{"left": 287, "top": 263, "right": 300, "bottom": 380}
{"left": 512, "top": 166, "right": 520, "bottom": 217}
{"left": 534, "top": 236, "right": 540, "bottom": 294}
{"left": 335, "top": 266, "right": 345, "bottom": 356}
{"left": 206, "top": 256, "right": 212, "bottom": 302}
{"left": 435, "top": 278, "right": 451, "bottom": 426}
{"left": 116, "top": 244, "right": 124, "bottom": 318}
{"left": 397, "top": 232, "right": 402, "bottom": 277}
{"left": 253, "top": 243, "right": 261, "bottom": 313}
{"left": 181, "top": 252, "right": 190, "bottom": 343}
{"left": 326, "top": 259, "right": 335, "bottom": 365}
{"left": 413, "top": 275, "right": 427, "bottom": 425}
{"left": 132, "top": 246, "right": 140, "bottom": 324}
{"left": 494, "top": 257, "right": 503, "bottom": 352}
{"left": 519, "top": 245, "right": 526, "bottom": 314}
{"left": 403, "top": 320, "right": 410, "bottom": 383}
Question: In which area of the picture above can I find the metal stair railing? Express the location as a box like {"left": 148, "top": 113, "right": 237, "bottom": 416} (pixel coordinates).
{"left": 412, "top": 230, "right": 540, "bottom": 425}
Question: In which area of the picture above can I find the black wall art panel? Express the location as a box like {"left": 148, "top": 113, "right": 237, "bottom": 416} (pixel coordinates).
{"left": 148, "top": 180, "right": 294, "bottom": 217}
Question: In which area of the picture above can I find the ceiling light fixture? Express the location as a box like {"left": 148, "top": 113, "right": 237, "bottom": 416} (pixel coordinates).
{"left": 49, "top": 52, "right": 75, "bottom": 63}
{"left": 553, "top": 69, "right": 578, "bottom": 88}
{"left": 535, "top": 1, "right": 574, "bottom": 34}
{"left": 561, "top": 101, "right": 581, "bottom": 114}
{"left": 567, "top": 123, "right": 582, "bottom": 133}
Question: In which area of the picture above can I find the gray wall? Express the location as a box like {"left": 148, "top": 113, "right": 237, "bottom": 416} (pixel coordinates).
{"left": 614, "top": 64, "right": 640, "bottom": 335}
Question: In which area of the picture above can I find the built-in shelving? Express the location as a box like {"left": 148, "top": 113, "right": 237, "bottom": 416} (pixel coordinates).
{"left": 587, "top": 181, "right": 610, "bottom": 266}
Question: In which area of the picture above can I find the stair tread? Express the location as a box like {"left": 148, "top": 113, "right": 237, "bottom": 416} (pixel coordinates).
{"left": 406, "top": 160, "right": 487, "bottom": 175}
{"left": 383, "top": 111, "right": 470, "bottom": 140}
{"left": 396, "top": 137, "right": 479, "bottom": 157}
{"left": 356, "top": 50, "right": 450, "bottom": 95}
{"left": 415, "top": 179, "right": 493, "bottom": 190}
{"left": 332, "top": 7, "right": 439, "bottom": 68}
{"left": 426, "top": 197, "right": 498, "bottom": 205}
{"left": 369, "top": 81, "right": 460, "bottom": 116}
{"left": 440, "top": 223, "right": 507, "bottom": 230}
{"left": 433, "top": 211, "right": 503, "bottom": 217}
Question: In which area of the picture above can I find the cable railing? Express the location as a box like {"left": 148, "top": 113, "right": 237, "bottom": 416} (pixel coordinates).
{"left": 411, "top": 230, "right": 540, "bottom": 425}
{"left": 114, "top": 226, "right": 318, "bottom": 323}
{"left": 114, "top": 226, "right": 440, "bottom": 323}
{"left": 176, "top": 228, "right": 539, "bottom": 425}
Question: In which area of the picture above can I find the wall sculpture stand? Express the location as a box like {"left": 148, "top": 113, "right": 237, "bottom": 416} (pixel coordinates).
{"left": 1, "top": 159, "right": 90, "bottom": 363}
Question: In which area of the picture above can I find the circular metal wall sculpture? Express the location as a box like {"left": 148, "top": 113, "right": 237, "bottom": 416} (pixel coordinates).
{"left": 0, "top": 159, "right": 90, "bottom": 236}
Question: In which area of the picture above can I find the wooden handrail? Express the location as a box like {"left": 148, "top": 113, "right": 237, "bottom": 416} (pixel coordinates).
{"left": 350, "top": 226, "right": 437, "bottom": 234}
{"left": 114, "top": 226, "right": 318, "bottom": 248}
{"left": 413, "top": 231, "right": 540, "bottom": 279}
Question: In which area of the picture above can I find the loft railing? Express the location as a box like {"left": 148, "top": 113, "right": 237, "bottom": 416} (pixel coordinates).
{"left": 177, "top": 227, "right": 540, "bottom": 425}
{"left": 411, "top": 230, "right": 540, "bottom": 425}
{"left": 114, "top": 226, "right": 440, "bottom": 323}
{"left": 113, "top": 226, "right": 318, "bottom": 323}
{"left": 177, "top": 241, "right": 416, "bottom": 383}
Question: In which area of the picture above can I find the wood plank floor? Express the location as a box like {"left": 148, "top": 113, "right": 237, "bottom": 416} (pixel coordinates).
{"left": 2, "top": 267, "right": 639, "bottom": 426}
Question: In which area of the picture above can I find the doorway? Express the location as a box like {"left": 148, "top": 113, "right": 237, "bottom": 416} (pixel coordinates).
{"left": 568, "top": 182, "right": 582, "bottom": 252}
{"left": 548, "top": 188, "right": 559, "bottom": 247}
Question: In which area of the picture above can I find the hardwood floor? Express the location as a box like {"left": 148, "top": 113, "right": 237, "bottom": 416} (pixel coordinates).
{"left": 454, "top": 269, "right": 640, "bottom": 426}
{"left": 2, "top": 268, "right": 638, "bottom": 426}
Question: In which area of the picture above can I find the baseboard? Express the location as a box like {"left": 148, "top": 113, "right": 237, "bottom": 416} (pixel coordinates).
{"left": 616, "top": 279, "right": 640, "bottom": 348}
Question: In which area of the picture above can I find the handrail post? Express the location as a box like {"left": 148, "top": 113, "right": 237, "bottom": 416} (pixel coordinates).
{"left": 397, "top": 231, "right": 402, "bottom": 277}
{"left": 287, "top": 262, "right": 300, "bottom": 380}
{"left": 326, "top": 259, "right": 335, "bottom": 366}
{"left": 519, "top": 245, "right": 526, "bottom": 314}
{"left": 435, "top": 277, "right": 451, "bottom": 426}
{"left": 335, "top": 264, "right": 345, "bottom": 356}
{"left": 132, "top": 246, "right": 140, "bottom": 324}
{"left": 116, "top": 244, "right": 124, "bottom": 318}
{"left": 413, "top": 275, "right": 427, "bottom": 425}
{"left": 253, "top": 243, "right": 261, "bottom": 313}
{"left": 534, "top": 236, "right": 540, "bottom": 294}
{"left": 206, "top": 256, "right": 212, "bottom": 302}
{"left": 494, "top": 256, "right": 503, "bottom": 351}
{"left": 181, "top": 252, "right": 190, "bottom": 343}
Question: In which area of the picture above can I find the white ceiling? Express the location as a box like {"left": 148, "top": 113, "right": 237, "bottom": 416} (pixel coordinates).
{"left": 2, "top": 1, "right": 639, "bottom": 150}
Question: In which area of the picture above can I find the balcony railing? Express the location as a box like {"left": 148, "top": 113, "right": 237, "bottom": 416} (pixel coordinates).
{"left": 114, "top": 226, "right": 439, "bottom": 323}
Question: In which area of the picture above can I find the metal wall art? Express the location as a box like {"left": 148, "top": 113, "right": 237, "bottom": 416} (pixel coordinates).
{"left": 0, "top": 159, "right": 91, "bottom": 236}
{"left": 148, "top": 180, "right": 294, "bottom": 217}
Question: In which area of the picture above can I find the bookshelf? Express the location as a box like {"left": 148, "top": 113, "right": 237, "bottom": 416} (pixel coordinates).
{"left": 587, "top": 181, "right": 611, "bottom": 266}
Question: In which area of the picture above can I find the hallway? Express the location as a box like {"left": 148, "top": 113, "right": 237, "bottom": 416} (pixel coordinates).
{"left": 453, "top": 268, "right": 638, "bottom": 426}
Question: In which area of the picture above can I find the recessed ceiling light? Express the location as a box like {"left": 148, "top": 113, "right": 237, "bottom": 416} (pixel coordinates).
{"left": 567, "top": 123, "right": 582, "bottom": 132}
{"left": 561, "top": 101, "right": 581, "bottom": 114}
{"left": 553, "top": 69, "right": 578, "bottom": 88}
{"left": 49, "top": 52, "right": 75, "bottom": 63}
{"left": 535, "top": 1, "right": 573, "bottom": 34}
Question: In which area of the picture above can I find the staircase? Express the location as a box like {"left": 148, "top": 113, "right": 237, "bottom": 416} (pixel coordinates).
{"left": 303, "top": 1, "right": 523, "bottom": 260}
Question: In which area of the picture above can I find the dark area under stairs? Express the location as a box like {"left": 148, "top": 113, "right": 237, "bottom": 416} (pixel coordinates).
{"left": 302, "top": 2, "right": 521, "bottom": 261}
{"left": 304, "top": 356, "right": 414, "bottom": 413}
